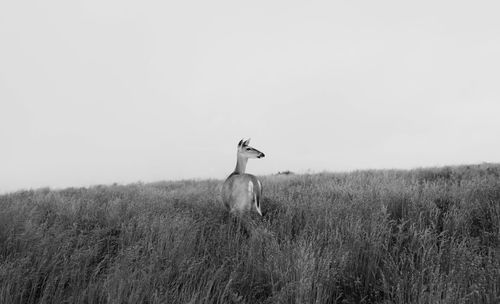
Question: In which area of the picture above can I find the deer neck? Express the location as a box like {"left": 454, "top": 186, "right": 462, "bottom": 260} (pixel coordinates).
{"left": 234, "top": 154, "right": 248, "bottom": 174}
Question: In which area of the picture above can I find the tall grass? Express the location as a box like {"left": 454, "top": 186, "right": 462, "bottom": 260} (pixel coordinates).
{"left": 1, "top": 164, "right": 499, "bottom": 303}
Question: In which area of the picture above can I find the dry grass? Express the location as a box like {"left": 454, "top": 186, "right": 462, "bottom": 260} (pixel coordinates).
{"left": 1, "top": 164, "right": 499, "bottom": 303}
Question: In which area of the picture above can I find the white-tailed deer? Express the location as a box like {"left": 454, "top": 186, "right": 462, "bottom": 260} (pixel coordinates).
{"left": 222, "top": 138, "right": 265, "bottom": 216}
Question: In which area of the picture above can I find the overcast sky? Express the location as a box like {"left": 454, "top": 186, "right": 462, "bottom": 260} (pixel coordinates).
{"left": 1, "top": 1, "right": 499, "bottom": 193}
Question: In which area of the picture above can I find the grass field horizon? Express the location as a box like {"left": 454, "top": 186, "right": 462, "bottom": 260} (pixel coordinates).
{"left": 1, "top": 163, "right": 499, "bottom": 303}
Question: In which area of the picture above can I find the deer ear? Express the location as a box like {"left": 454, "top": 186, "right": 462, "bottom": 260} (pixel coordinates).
{"left": 243, "top": 138, "right": 251, "bottom": 146}
{"left": 238, "top": 139, "right": 244, "bottom": 147}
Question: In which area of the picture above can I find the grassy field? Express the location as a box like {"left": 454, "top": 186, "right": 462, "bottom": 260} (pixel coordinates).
{"left": 1, "top": 164, "right": 499, "bottom": 304}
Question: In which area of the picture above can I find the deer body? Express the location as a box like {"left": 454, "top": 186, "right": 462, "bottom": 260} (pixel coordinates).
{"left": 222, "top": 139, "right": 265, "bottom": 216}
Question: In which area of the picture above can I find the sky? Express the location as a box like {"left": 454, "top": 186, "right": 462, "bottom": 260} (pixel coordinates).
{"left": 1, "top": 1, "right": 500, "bottom": 193}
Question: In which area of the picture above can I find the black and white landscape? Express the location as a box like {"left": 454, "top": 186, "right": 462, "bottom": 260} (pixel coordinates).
{"left": 1, "top": 1, "right": 499, "bottom": 303}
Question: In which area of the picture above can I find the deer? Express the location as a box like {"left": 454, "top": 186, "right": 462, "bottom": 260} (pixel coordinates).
{"left": 222, "top": 138, "right": 265, "bottom": 216}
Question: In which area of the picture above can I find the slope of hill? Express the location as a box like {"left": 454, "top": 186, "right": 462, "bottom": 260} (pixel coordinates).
{"left": 1, "top": 164, "right": 499, "bottom": 303}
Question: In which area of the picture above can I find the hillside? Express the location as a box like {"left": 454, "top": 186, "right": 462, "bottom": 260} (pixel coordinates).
{"left": 1, "top": 164, "right": 499, "bottom": 303}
